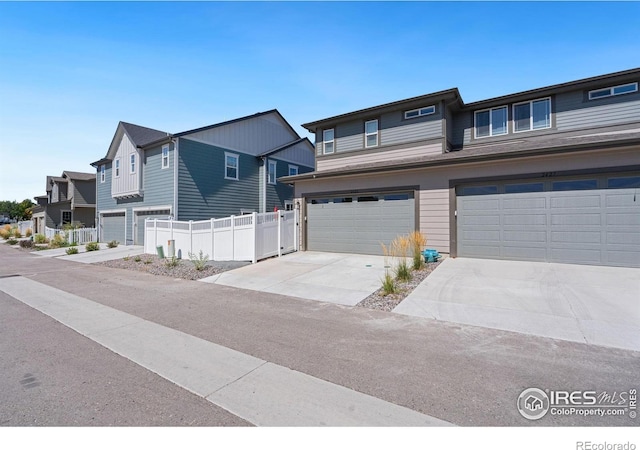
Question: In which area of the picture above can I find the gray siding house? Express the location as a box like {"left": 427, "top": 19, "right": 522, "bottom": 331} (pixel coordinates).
{"left": 91, "top": 110, "right": 315, "bottom": 245}
{"left": 284, "top": 68, "right": 640, "bottom": 267}
{"left": 32, "top": 171, "right": 96, "bottom": 231}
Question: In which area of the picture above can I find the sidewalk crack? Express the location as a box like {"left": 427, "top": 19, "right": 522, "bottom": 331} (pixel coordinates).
{"left": 204, "top": 361, "right": 268, "bottom": 398}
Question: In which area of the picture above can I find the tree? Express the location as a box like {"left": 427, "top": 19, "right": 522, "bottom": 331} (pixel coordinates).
{"left": 13, "top": 199, "right": 35, "bottom": 221}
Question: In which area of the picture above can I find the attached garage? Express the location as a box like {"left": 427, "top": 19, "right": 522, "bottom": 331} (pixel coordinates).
{"left": 100, "top": 212, "right": 126, "bottom": 244}
{"left": 306, "top": 191, "right": 415, "bottom": 255}
{"left": 134, "top": 209, "right": 171, "bottom": 245}
{"left": 456, "top": 173, "right": 640, "bottom": 267}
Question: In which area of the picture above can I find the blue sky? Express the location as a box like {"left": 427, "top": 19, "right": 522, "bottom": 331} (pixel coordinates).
{"left": 1, "top": 1, "right": 638, "bottom": 202}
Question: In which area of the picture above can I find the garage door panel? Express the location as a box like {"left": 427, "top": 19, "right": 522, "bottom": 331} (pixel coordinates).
{"left": 101, "top": 213, "right": 125, "bottom": 243}
{"left": 503, "top": 213, "right": 546, "bottom": 226}
{"left": 503, "top": 197, "right": 546, "bottom": 210}
{"left": 551, "top": 213, "right": 601, "bottom": 226}
{"left": 502, "top": 246, "right": 547, "bottom": 260}
{"left": 550, "top": 195, "right": 601, "bottom": 209}
{"left": 608, "top": 231, "right": 640, "bottom": 245}
{"left": 551, "top": 231, "right": 602, "bottom": 244}
{"left": 504, "top": 230, "right": 547, "bottom": 243}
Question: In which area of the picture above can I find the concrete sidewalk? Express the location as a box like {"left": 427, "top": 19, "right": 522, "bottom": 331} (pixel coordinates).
{"left": 32, "top": 245, "right": 145, "bottom": 263}
{"left": 0, "top": 275, "right": 450, "bottom": 427}
{"left": 201, "top": 251, "right": 388, "bottom": 306}
{"left": 394, "top": 258, "right": 640, "bottom": 352}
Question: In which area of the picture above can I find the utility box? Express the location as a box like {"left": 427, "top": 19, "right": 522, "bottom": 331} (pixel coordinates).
{"left": 423, "top": 248, "right": 441, "bottom": 263}
{"left": 167, "top": 240, "right": 175, "bottom": 258}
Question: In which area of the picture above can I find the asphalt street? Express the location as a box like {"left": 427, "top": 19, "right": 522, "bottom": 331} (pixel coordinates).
{"left": 1, "top": 244, "right": 638, "bottom": 426}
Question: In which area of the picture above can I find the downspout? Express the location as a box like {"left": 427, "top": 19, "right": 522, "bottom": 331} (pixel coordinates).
{"left": 172, "top": 138, "right": 179, "bottom": 220}
{"left": 260, "top": 156, "right": 267, "bottom": 214}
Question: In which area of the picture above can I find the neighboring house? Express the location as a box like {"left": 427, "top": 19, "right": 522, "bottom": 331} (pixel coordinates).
{"left": 283, "top": 68, "right": 640, "bottom": 268}
{"left": 32, "top": 172, "right": 96, "bottom": 231}
{"left": 91, "top": 110, "right": 315, "bottom": 245}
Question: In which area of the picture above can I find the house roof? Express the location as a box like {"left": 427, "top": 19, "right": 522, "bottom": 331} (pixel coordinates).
{"left": 281, "top": 128, "right": 640, "bottom": 182}
{"left": 63, "top": 171, "right": 96, "bottom": 181}
{"left": 45, "top": 175, "right": 67, "bottom": 191}
{"left": 256, "top": 137, "right": 314, "bottom": 158}
{"left": 302, "top": 88, "right": 461, "bottom": 133}
{"left": 120, "top": 122, "right": 169, "bottom": 147}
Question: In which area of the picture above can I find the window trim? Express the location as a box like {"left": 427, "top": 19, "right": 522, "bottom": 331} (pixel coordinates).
{"left": 588, "top": 82, "right": 638, "bottom": 100}
{"left": 268, "top": 160, "right": 277, "bottom": 185}
{"left": 100, "top": 165, "right": 105, "bottom": 183}
{"left": 404, "top": 105, "right": 436, "bottom": 119}
{"left": 161, "top": 145, "right": 169, "bottom": 169}
{"left": 114, "top": 158, "right": 120, "bottom": 178}
{"left": 61, "top": 210, "right": 72, "bottom": 225}
{"left": 365, "top": 119, "right": 379, "bottom": 148}
{"left": 130, "top": 154, "right": 136, "bottom": 174}
{"left": 288, "top": 164, "right": 299, "bottom": 176}
{"left": 512, "top": 97, "right": 552, "bottom": 133}
{"left": 224, "top": 152, "right": 239, "bottom": 181}
{"left": 323, "top": 129, "right": 335, "bottom": 154}
{"left": 474, "top": 105, "right": 508, "bottom": 139}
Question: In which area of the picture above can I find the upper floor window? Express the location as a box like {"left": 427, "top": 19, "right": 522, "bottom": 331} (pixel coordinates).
{"left": 268, "top": 160, "right": 277, "bottom": 185}
{"left": 61, "top": 210, "right": 72, "bottom": 225}
{"left": 114, "top": 159, "right": 120, "bottom": 177}
{"left": 404, "top": 105, "right": 435, "bottom": 119}
{"left": 513, "top": 98, "right": 551, "bottom": 133}
{"left": 130, "top": 154, "right": 136, "bottom": 174}
{"left": 225, "top": 152, "right": 239, "bottom": 180}
{"left": 365, "top": 119, "right": 378, "bottom": 147}
{"left": 100, "top": 165, "right": 105, "bottom": 183}
{"left": 323, "top": 129, "right": 334, "bottom": 154}
{"left": 475, "top": 106, "right": 507, "bottom": 138}
{"left": 288, "top": 165, "right": 298, "bottom": 176}
{"left": 162, "top": 145, "right": 169, "bottom": 169}
{"left": 589, "top": 82, "right": 638, "bottom": 100}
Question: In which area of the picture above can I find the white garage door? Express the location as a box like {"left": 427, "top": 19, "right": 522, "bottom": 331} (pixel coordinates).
{"left": 306, "top": 192, "right": 415, "bottom": 255}
{"left": 135, "top": 209, "right": 171, "bottom": 245}
{"left": 457, "top": 174, "right": 640, "bottom": 267}
{"left": 100, "top": 212, "right": 125, "bottom": 244}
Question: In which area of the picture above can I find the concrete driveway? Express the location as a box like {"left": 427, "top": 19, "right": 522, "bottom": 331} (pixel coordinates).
{"left": 31, "top": 244, "right": 145, "bottom": 263}
{"left": 393, "top": 257, "right": 640, "bottom": 352}
{"left": 200, "top": 251, "right": 388, "bottom": 306}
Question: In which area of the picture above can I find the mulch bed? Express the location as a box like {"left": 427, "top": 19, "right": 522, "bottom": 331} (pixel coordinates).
{"left": 356, "top": 261, "right": 441, "bottom": 312}
{"left": 95, "top": 254, "right": 224, "bottom": 281}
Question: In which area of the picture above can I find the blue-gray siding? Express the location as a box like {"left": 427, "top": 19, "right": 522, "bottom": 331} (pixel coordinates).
{"left": 555, "top": 89, "right": 640, "bottom": 130}
{"left": 265, "top": 158, "right": 313, "bottom": 212}
{"left": 177, "top": 138, "right": 260, "bottom": 220}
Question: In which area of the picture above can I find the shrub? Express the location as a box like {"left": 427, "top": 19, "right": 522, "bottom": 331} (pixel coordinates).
{"left": 409, "top": 231, "right": 427, "bottom": 271}
{"left": 123, "top": 255, "right": 130, "bottom": 261}
{"left": 66, "top": 247, "right": 79, "bottom": 255}
{"left": 107, "top": 240, "right": 119, "bottom": 248}
{"left": 0, "top": 226, "right": 12, "bottom": 240}
{"left": 12, "top": 229, "right": 22, "bottom": 238}
{"left": 25, "top": 228, "right": 32, "bottom": 237}
{"left": 188, "top": 250, "right": 209, "bottom": 271}
{"left": 34, "top": 234, "right": 48, "bottom": 244}
{"left": 392, "top": 235, "right": 412, "bottom": 282}
{"left": 6, "top": 238, "right": 18, "bottom": 245}
{"left": 133, "top": 255, "right": 142, "bottom": 262}
{"left": 143, "top": 258, "right": 152, "bottom": 265}
{"left": 164, "top": 256, "right": 180, "bottom": 268}
{"left": 381, "top": 270, "right": 397, "bottom": 296}
{"left": 49, "top": 233, "right": 68, "bottom": 249}
{"left": 19, "top": 240, "right": 34, "bottom": 249}
{"left": 85, "top": 242, "right": 100, "bottom": 252}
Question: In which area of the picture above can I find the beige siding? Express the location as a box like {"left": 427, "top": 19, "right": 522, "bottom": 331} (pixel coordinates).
{"left": 419, "top": 189, "right": 450, "bottom": 252}
{"left": 111, "top": 134, "right": 141, "bottom": 197}
{"left": 317, "top": 141, "right": 442, "bottom": 171}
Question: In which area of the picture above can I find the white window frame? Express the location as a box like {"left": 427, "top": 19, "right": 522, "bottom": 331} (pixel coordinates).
{"left": 512, "top": 97, "right": 552, "bottom": 133}
{"left": 474, "top": 105, "right": 508, "bottom": 139}
{"left": 323, "top": 129, "right": 335, "bottom": 154}
{"left": 288, "top": 164, "right": 298, "bottom": 176}
{"left": 284, "top": 200, "right": 294, "bottom": 211}
{"left": 61, "top": 210, "right": 72, "bottom": 225}
{"left": 130, "top": 154, "right": 136, "bottom": 174}
{"left": 588, "top": 82, "right": 638, "bottom": 100}
{"left": 365, "top": 119, "right": 379, "bottom": 148}
{"left": 404, "top": 105, "right": 436, "bottom": 119}
{"left": 100, "top": 165, "right": 105, "bottom": 183}
{"left": 225, "top": 152, "right": 239, "bottom": 180}
{"left": 114, "top": 158, "right": 120, "bottom": 178}
{"left": 161, "top": 145, "right": 169, "bottom": 169}
{"left": 268, "top": 160, "right": 277, "bottom": 185}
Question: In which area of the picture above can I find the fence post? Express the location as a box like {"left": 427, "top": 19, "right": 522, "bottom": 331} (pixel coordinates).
{"left": 230, "top": 215, "right": 235, "bottom": 261}
{"left": 189, "top": 220, "right": 193, "bottom": 255}
{"left": 277, "top": 212, "right": 282, "bottom": 258}
{"left": 294, "top": 209, "right": 299, "bottom": 252}
{"left": 211, "top": 217, "right": 216, "bottom": 261}
{"left": 252, "top": 212, "right": 258, "bottom": 264}
{"left": 154, "top": 219, "right": 158, "bottom": 253}
{"left": 170, "top": 218, "right": 174, "bottom": 241}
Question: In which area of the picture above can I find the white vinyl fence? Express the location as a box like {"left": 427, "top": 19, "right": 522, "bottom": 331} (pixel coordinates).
{"left": 145, "top": 210, "right": 299, "bottom": 263}
{"left": 44, "top": 226, "right": 98, "bottom": 244}
{"left": 16, "top": 220, "right": 33, "bottom": 235}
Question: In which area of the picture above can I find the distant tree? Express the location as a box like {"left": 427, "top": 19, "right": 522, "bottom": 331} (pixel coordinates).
{"left": 13, "top": 199, "right": 35, "bottom": 220}
{"left": 0, "top": 200, "right": 13, "bottom": 217}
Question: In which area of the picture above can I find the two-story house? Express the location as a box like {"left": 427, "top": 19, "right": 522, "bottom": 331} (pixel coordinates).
{"left": 91, "top": 110, "right": 315, "bottom": 245}
{"left": 31, "top": 171, "right": 96, "bottom": 232}
{"left": 283, "top": 68, "right": 640, "bottom": 267}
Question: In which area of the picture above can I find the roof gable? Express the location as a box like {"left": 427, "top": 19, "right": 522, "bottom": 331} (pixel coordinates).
{"left": 103, "top": 121, "right": 169, "bottom": 161}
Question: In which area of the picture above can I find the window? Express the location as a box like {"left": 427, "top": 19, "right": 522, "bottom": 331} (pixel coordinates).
{"left": 130, "top": 154, "right": 136, "bottom": 174}
{"left": 284, "top": 200, "right": 294, "bottom": 211}
{"left": 323, "top": 129, "right": 334, "bottom": 154}
{"left": 505, "top": 183, "right": 544, "bottom": 194}
{"left": 114, "top": 158, "right": 120, "bottom": 177}
{"left": 405, "top": 105, "right": 436, "bottom": 119}
{"left": 461, "top": 185, "right": 499, "bottom": 195}
{"left": 288, "top": 165, "right": 298, "bottom": 176}
{"left": 513, "top": 98, "right": 551, "bottom": 132}
{"left": 474, "top": 106, "right": 507, "bottom": 138}
{"left": 589, "top": 82, "right": 638, "bottom": 100}
{"left": 310, "top": 198, "right": 329, "bottom": 204}
{"left": 365, "top": 119, "right": 378, "bottom": 147}
{"left": 61, "top": 211, "right": 72, "bottom": 225}
{"left": 552, "top": 179, "right": 597, "bottom": 191}
{"left": 100, "top": 165, "right": 105, "bottom": 183}
{"left": 268, "top": 160, "right": 277, "bottom": 185}
{"left": 162, "top": 145, "right": 169, "bottom": 169}
{"left": 225, "top": 152, "right": 239, "bottom": 180}
{"left": 607, "top": 176, "right": 640, "bottom": 189}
